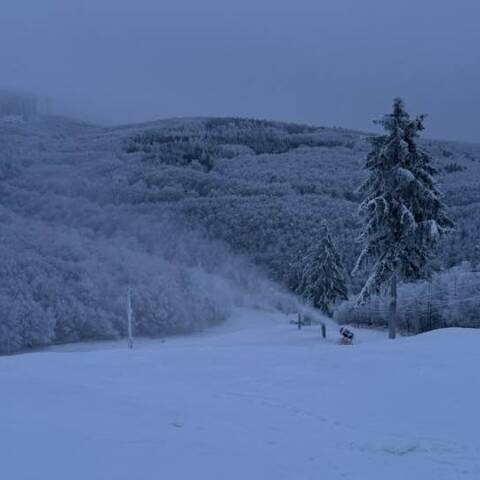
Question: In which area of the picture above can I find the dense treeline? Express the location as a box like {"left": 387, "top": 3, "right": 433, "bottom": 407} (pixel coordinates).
{"left": 0, "top": 203, "right": 293, "bottom": 354}
{"left": 0, "top": 117, "right": 296, "bottom": 354}
{"left": 0, "top": 115, "right": 479, "bottom": 352}
{"left": 117, "top": 118, "right": 480, "bottom": 284}
{"left": 334, "top": 263, "right": 480, "bottom": 332}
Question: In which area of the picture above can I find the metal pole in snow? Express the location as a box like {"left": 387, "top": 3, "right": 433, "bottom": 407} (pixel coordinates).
{"left": 127, "top": 287, "right": 133, "bottom": 349}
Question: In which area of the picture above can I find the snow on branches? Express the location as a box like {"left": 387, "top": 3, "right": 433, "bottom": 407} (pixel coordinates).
{"left": 354, "top": 98, "right": 453, "bottom": 304}
{"left": 295, "top": 221, "right": 348, "bottom": 316}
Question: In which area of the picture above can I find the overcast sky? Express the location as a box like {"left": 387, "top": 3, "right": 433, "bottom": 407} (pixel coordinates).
{"left": 1, "top": 0, "right": 479, "bottom": 141}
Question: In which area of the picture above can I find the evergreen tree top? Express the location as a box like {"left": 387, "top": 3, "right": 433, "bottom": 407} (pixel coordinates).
{"left": 354, "top": 98, "right": 454, "bottom": 303}
{"left": 296, "top": 220, "right": 348, "bottom": 315}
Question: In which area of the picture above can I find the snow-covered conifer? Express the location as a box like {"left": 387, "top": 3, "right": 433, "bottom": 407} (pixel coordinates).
{"left": 353, "top": 98, "right": 453, "bottom": 337}
{"left": 296, "top": 222, "right": 348, "bottom": 316}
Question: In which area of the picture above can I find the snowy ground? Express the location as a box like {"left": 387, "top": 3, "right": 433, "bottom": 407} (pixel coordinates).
{"left": 1, "top": 309, "right": 479, "bottom": 480}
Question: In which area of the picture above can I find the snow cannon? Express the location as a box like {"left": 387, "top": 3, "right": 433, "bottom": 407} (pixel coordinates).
{"left": 339, "top": 327, "right": 354, "bottom": 345}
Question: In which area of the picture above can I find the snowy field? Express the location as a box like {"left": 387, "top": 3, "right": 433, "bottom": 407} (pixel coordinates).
{"left": 1, "top": 308, "right": 479, "bottom": 480}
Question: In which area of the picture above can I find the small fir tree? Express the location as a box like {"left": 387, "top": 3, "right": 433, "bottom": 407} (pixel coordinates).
{"left": 297, "top": 222, "right": 348, "bottom": 316}
{"left": 353, "top": 98, "right": 453, "bottom": 338}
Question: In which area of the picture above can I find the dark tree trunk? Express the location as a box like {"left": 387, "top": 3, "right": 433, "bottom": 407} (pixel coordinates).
{"left": 389, "top": 273, "right": 397, "bottom": 339}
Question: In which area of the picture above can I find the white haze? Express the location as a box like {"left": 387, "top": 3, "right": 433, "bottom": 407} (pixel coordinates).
{"left": 0, "top": 0, "right": 479, "bottom": 141}
{"left": 0, "top": 115, "right": 297, "bottom": 353}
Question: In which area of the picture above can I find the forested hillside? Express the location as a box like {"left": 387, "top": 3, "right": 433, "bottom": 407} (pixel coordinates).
{"left": 114, "top": 117, "right": 480, "bottom": 282}
{"left": 1, "top": 114, "right": 479, "bottom": 351}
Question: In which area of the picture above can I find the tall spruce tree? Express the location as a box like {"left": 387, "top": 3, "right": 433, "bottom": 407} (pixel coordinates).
{"left": 354, "top": 98, "right": 453, "bottom": 338}
{"left": 297, "top": 222, "right": 348, "bottom": 316}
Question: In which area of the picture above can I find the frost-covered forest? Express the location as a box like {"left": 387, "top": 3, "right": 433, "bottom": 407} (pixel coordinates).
{"left": 335, "top": 263, "right": 480, "bottom": 332}
{"left": 118, "top": 117, "right": 480, "bottom": 276}
{"left": 1, "top": 109, "right": 480, "bottom": 352}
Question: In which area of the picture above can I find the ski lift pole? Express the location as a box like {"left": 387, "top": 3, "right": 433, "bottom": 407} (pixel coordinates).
{"left": 127, "top": 287, "right": 133, "bottom": 349}
{"left": 321, "top": 323, "right": 326, "bottom": 339}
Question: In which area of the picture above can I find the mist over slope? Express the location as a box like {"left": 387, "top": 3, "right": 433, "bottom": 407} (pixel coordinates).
{"left": 1, "top": 114, "right": 479, "bottom": 352}
{"left": 0, "top": 116, "right": 295, "bottom": 353}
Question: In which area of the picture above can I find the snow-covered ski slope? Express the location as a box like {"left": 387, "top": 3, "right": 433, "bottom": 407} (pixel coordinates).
{"left": 1, "top": 308, "right": 479, "bottom": 480}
